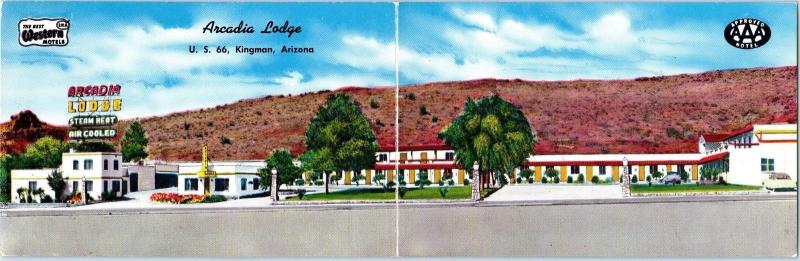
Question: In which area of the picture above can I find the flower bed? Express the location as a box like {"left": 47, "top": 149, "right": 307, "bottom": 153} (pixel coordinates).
{"left": 150, "top": 193, "right": 208, "bottom": 204}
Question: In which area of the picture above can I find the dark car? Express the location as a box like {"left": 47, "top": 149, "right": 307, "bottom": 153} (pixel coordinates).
{"left": 661, "top": 171, "right": 682, "bottom": 184}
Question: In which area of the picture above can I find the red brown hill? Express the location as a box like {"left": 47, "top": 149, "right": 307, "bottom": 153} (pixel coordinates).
{"left": 0, "top": 110, "right": 68, "bottom": 154}
{"left": 2, "top": 66, "right": 796, "bottom": 160}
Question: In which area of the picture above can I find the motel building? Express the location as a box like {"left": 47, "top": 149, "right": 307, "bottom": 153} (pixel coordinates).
{"left": 10, "top": 151, "right": 127, "bottom": 203}
{"left": 9, "top": 123, "right": 796, "bottom": 203}
{"left": 342, "top": 123, "right": 797, "bottom": 187}
{"left": 175, "top": 145, "right": 263, "bottom": 198}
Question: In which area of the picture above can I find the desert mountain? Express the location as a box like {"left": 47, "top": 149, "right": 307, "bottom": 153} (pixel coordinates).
{"left": 1, "top": 66, "right": 796, "bottom": 161}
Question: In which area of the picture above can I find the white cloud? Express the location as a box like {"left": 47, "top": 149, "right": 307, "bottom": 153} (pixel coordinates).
{"left": 2, "top": 21, "right": 393, "bottom": 123}
{"left": 452, "top": 8, "right": 497, "bottom": 32}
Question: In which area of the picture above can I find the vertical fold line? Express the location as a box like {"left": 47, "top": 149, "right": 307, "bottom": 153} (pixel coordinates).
{"left": 393, "top": 0, "right": 401, "bottom": 258}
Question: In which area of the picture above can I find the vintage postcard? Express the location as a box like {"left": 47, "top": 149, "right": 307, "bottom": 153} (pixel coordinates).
{"left": 0, "top": 1, "right": 797, "bottom": 258}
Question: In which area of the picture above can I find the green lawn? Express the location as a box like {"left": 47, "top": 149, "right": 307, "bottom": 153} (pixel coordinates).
{"left": 631, "top": 183, "right": 762, "bottom": 194}
{"left": 289, "top": 186, "right": 471, "bottom": 201}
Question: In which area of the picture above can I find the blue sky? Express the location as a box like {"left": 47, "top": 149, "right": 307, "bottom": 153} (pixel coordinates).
{"left": 1, "top": 2, "right": 796, "bottom": 123}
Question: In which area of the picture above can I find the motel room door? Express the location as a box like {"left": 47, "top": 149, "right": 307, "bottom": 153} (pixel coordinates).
{"left": 129, "top": 173, "right": 138, "bottom": 192}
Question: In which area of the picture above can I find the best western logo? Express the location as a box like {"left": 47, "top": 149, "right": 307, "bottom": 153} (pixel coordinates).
{"left": 18, "top": 18, "right": 70, "bottom": 47}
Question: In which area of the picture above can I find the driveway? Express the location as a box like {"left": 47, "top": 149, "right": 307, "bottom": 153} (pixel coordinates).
{"left": 485, "top": 184, "right": 623, "bottom": 201}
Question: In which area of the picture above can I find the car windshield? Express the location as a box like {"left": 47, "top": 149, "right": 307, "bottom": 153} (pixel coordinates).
{"left": 770, "top": 173, "right": 791, "bottom": 180}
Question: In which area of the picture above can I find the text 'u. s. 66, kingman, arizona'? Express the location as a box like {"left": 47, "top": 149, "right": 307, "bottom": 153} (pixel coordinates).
{"left": 188, "top": 20, "right": 314, "bottom": 55}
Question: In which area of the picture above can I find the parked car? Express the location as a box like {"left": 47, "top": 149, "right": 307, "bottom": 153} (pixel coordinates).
{"left": 762, "top": 172, "right": 797, "bottom": 191}
{"left": 661, "top": 171, "right": 682, "bottom": 184}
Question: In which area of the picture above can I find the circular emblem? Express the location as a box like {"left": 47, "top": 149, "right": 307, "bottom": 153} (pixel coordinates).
{"left": 724, "top": 18, "right": 771, "bottom": 49}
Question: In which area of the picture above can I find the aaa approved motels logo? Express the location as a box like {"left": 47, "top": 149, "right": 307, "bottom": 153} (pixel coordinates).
{"left": 18, "top": 18, "right": 70, "bottom": 47}
{"left": 724, "top": 18, "right": 770, "bottom": 49}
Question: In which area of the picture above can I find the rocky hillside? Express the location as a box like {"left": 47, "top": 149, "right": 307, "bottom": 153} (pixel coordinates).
{"left": 1, "top": 66, "right": 796, "bottom": 160}
{"left": 0, "top": 110, "right": 68, "bottom": 154}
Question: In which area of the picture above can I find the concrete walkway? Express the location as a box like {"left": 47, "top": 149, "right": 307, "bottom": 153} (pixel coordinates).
{"left": 485, "top": 184, "right": 623, "bottom": 201}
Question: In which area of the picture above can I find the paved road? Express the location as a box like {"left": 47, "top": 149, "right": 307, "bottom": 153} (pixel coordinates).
{"left": 486, "top": 184, "right": 623, "bottom": 201}
{"left": 0, "top": 198, "right": 795, "bottom": 257}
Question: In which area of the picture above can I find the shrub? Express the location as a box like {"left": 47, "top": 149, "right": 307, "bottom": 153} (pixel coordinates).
{"left": 353, "top": 174, "right": 366, "bottom": 186}
{"left": 294, "top": 178, "right": 305, "bottom": 186}
{"left": 398, "top": 187, "right": 407, "bottom": 198}
{"left": 651, "top": 171, "right": 664, "bottom": 180}
{"left": 528, "top": 177, "right": 534, "bottom": 184}
{"left": 415, "top": 172, "right": 432, "bottom": 189}
{"left": 42, "top": 195, "right": 53, "bottom": 203}
{"left": 201, "top": 195, "right": 226, "bottom": 203}
{"left": 370, "top": 99, "right": 379, "bottom": 109}
{"left": 646, "top": 175, "right": 652, "bottom": 183}
{"left": 567, "top": 176, "right": 573, "bottom": 183}
{"left": 545, "top": 168, "right": 559, "bottom": 179}
{"left": 386, "top": 181, "right": 396, "bottom": 190}
{"left": 66, "top": 192, "right": 82, "bottom": 204}
{"left": 718, "top": 176, "right": 727, "bottom": 185}
{"left": 496, "top": 173, "right": 508, "bottom": 186}
{"left": 591, "top": 175, "right": 600, "bottom": 184}
{"left": 520, "top": 169, "right": 533, "bottom": 180}
{"left": 432, "top": 117, "right": 439, "bottom": 123}
{"left": 296, "top": 189, "right": 306, "bottom": 200}
{"left": 330, "top": 174, "right": 341, "bottom": 185}
{"left": 553, "top": 176, "right": 560, "bottom": 184}
{"left": 438, "top": 179, "right": 445, "bottom": 186}
{"left": 419, "top": 106, "right": 429, "bottom": 115}
{"left": 447, "top": 179, "right": 455, "bottom": 186}
{"left": 314, "top": 180, "right": 324, "bottom": 186}
{"left": 404, "top": 92, "right": 416, "bottom": 100}
{"left": 463, "top": 179, "right": 470, "bottom": 186}
{"left": 631, "top": 175, "right": 638, "bottom": 183}
{"left": 679, "top": 171, "right": 689, "bottom": 182}
{"left": 516, "top": 177, "right": 522, "bottom": 184}
{"left": 577, "top": 174, "right": 585, "bottom": 183}
{"left": 218, "top": 136, "right": 232, "bottom": 145}
{"left": 541, "top": 176, "right": 548, "bottom": 184}
{"left": 438, "top": 186, "right": 449, "bottom": 198}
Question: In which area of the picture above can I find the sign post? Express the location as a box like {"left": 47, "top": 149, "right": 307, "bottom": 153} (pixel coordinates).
{"left": 621, "top": 156, "right": 631, "bottom": 197}
{"left": 271, "top": 168, "right": 278, "bottom": 201}
{"left": 471, "top": 164, "right": 480, "bottom": 201}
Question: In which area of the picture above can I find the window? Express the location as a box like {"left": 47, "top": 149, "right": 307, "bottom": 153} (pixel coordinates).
{"left": 83, "top": 159, "right": 93, "bottom": 170}
{"left": 241, "top": 178, "right": 247, "bottom": 190}
{"left": 28, "top": 181, "right": 37, "bottom": 191}
{"left": 570, "top": 166, "right": 580, "bottom": 174}
{"left": 113, "top": 160, "right": 119, "bottom": 170}
{"left": 72, "top": 181, "right": 79, "bottom": 192}
{"left": 103, "top": 180, "right": 108, "bottom": 193}
{"left": 112, "top": 180, "right": 120, "bottom": 192}
{"left": 104, "top": 159, "right": 109, "bottom": 170}
{"left": 649, "top": 165, "right": 657, "bottom": 174}
{"left": 377, "top": 153, "right": 388, "bottom": 162}
{"left": 253, "top": 178, "right": 260, "bottom": 190}
{"left": 445, "top": 152, "right": 455, "bottom": 160}
{"left": 598, "top": 166, "right": 606, "bottom": 175}
{"left": 678, "top": 165, "right": 686, "bottom": 174}
{"left": 761, "top": 158, "right": 775, "bottom": 172}
{"left": 215, "top": 178, "right": 229, "bottom": 192}
{"left": 73, "top": 160, "right": 79, "bottom": 170}
{"left": 184, "top": 178, "right": 198, "bottom": 191}
{"left": 86, "top": 181, "right": 93, "bottom": 192}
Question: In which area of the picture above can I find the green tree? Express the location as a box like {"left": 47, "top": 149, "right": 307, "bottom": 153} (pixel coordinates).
{"left": 302, "top": 93, "right": 379, "bottom": 193}
{"left": 47, "top": 170, "right": 66, "bottom": 202}
{"left": 121, "top": 121, "right": 149, "bottom": 162}
{"left": 259, "top": 150, "right": 302, "bottom": 191}
{"left": 439, "top": 94, "right": 537, "bottom": 188}
{"left": 66, "top": 141, "right": 116, "bottom": 152}
{"left": 25, "top": 136, "right": 65, "bottom": 168}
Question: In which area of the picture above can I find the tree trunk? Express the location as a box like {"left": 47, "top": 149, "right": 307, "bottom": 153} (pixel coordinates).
{"left": 324, "top": 172, "right": 329, "bottom": 194}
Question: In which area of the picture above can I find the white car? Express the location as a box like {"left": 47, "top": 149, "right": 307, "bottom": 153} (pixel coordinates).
{"left": 762, "top": 172, "right": 797, "bottom": 191}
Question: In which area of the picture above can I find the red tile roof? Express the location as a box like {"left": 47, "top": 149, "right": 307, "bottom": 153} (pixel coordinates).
{"left": 701, "top": 124, "right": 753, "bottom": 143}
